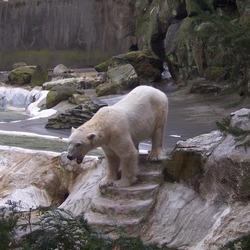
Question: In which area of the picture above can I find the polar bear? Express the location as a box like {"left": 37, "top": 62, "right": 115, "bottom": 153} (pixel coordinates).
{"left": 67, "top": 85, "right": 168, "bottom": 188}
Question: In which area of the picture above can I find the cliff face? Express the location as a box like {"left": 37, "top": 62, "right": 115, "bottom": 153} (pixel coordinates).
{"left": 0, "top": 0, "right": 135, "bottom": 69}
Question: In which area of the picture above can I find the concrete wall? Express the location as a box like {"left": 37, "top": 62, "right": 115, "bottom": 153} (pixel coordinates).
{"left": 0, "top": 0, "right": 135, "bottom": 69}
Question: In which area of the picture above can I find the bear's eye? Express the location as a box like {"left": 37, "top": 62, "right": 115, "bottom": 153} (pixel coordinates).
{"left": 75, "top": 143, "right": 82, "bottom": 147}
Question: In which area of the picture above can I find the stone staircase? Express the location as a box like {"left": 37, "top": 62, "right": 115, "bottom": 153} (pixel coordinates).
{"left": 84, "top": 155, "right": 165, "bottom": 235}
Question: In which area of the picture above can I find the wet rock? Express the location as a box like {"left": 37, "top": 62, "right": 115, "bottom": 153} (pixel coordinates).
{"left": 30, "top": 64, "right": 49, "bottom": 87}
{"left": 8, "top": 66, "right": 36, "bottom": 85}
{"left": 45, "top": 101, "right": 106, "bottom": 129}
{"left": 95, "top": 64, "right": 139, "bottom": 96}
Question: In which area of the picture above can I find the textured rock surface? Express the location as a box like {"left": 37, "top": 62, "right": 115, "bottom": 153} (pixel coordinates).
{"left": 0, "top": 146, "right": 69, "bottom": 208}
{"left": 45, "top": 101, "right": 106, "bottom": 129}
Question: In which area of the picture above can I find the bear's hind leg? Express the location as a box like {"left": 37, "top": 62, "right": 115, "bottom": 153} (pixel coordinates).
{"left": 99, "top": 147, "right": 120, "bottom": 188}
{"left": 148, "top": 118, "right": 166, "bottom": 161}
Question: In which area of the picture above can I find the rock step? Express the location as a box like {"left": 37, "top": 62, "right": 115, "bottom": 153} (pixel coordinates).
{"left": 91, "top": 197, "right": 154, "bottom": 216}
{"left": 85, "top": 211, "right": 143, "bottom": 230}
{"left": 137, "top": 170, "right": 163, "bottom": 184}
{"left": 100, "top": 183, "right": 159, "bottom": 200}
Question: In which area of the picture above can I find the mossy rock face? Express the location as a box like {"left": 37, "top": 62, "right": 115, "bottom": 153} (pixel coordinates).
{"left": 46, "top": 84, "right": 79, "bottom": 108}
{"left": 186, "top": 0, "right": 213, "bottom": 17}
{"left": 30, "top": 64, "right": 48, "bottom": 87}
{"left": 236, "top": 0, "right": 250, "bottom": 25}
{"left": 8, "top": 66, "right": 35, "bottom": 85}
{"left": 205, "top": 67, "right": 227, "bottom": 81}
{"left": 165, "top": 12, "right": 250, "bottom": 88}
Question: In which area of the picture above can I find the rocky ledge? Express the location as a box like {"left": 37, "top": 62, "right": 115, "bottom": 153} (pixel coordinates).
{"left": 0, "top": 108, "right": 249, "bottom": 249}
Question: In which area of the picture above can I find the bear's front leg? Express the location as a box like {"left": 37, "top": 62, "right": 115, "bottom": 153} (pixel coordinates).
{"left": 99, "top": 147, "right": 120, "bottom": 188}
{"left": 113, "top": 146, "right": 138, "bottom": 188}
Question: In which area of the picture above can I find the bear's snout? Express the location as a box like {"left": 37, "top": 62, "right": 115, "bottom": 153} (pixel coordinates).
{"left": 67, "top": 155, "right": 74, "bottom": 161}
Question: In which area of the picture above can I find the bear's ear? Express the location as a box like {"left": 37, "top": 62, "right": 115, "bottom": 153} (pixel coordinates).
{"left": 87, "top": 133, "right": 96, "bottom": 140}
{"left": 71, "top": 127, "right": 76, "bottom": 133}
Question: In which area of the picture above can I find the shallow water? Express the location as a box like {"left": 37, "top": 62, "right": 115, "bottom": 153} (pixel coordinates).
{"left": 0, "top": 110, "right": 29, "bottom": 123}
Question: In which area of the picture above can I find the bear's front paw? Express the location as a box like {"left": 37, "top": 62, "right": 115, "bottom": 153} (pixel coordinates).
{"left": 99, "top": 177, "right": 115, "bottom": 189}
{"left": 148, "top": 149, "right": 167, "bottom": 161}
{"left": 113, "top": 177, "right": 137, "bottom": 188}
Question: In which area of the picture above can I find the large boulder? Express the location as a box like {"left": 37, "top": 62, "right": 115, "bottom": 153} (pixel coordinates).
{"left": 8, "top": 66, "right": 36, "bottom": 85}
{"left": 95, "top": 50, "right": 163, "bottom": 83}
{"left": 165, "top": 108, "right": 250, "bottom": 202}
{"left": 95, "top": 64, "right": 139, "bottom": 96}
{"left": 52, "top": 64, "right": 72, "bottom": 75}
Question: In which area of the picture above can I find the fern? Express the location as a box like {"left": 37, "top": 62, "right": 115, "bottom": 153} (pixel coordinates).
{"left": 1, "top": 203, "right": 173, "bottom": 250}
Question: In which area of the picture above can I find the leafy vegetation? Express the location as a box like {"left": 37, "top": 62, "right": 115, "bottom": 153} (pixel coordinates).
{"left": 193, "top": 13, "right": 250, "bottom": 95}
{"left": 0, "top": 201, "right": 174, "bottom": 250}
{"left": 221, "top": 235, "right": 250, "bottom": 250}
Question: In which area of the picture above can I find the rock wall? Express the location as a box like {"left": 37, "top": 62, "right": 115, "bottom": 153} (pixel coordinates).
{"left": 135, "top": 0, "right": 250, "bottom": 94}
{"left": 0, "top": 0, "right": 135, "bottom": 69}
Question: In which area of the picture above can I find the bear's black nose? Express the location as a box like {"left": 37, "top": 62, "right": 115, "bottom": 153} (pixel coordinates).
{"left": 67, "top": 155, "right": 73, "bottom": 160}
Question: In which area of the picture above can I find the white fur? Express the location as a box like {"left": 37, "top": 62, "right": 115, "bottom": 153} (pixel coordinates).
{"left": 67, "top": 85, "right": 168, "bottom": 188}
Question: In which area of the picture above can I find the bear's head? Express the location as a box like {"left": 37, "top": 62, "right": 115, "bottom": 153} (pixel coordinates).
{"left": 67, "top": 127, "right": 97, "bottom": 164}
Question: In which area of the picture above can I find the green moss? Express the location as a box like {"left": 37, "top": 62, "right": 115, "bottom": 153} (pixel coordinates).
{"left": 0, "top": 134, "right": 68, "bottom": 152}
{"left": 0, "top": 49, "right": 112, "bottom": 71}
{"left": 95, "top": 60, "right": 109, "bottom": 72}
{"left": 30, "top": 64, "right": 48, "bottom": 86}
